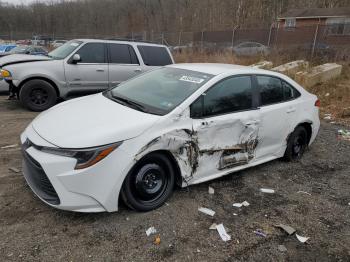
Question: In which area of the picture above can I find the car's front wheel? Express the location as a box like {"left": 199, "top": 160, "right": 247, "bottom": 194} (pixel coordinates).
{"left": 19, "top": 79, "right": 57, "bottom": 111}
{"left": 284, "top": 126, "right": 308, "bottom": 161}
{"left": 121, "top": 153, "right": 175, "bottom": 212}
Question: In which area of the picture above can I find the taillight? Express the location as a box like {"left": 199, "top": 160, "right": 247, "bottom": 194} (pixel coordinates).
{"left": 315, "top": 99, "right": 321, "bottom": 107}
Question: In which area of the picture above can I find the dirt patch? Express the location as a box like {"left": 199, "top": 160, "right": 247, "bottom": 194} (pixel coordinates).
{"left": 0, "top": 96, "right": 349, "bottom": 261}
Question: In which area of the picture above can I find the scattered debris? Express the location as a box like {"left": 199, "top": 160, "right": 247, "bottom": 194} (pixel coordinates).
{"left": 324, "top": 115, "right": 332, "bottom": 120}
{"left": 154, "top": 235, "right": 161, "bottom": 245}
{"left": 145, "top": 227, "right": 157, "bottom": 236}
{"left": 209, "top": 223, "right": 218, "bottom": 230}
{"left": 216, "top": 224, "right": 231, "bottom": 242}
{"left": 1, "top": 144, "right": 18, "bottom": 149}
{"left": 295, "top": 63, "right": 342, "bottom": 88}
{"left": 254, "top": 229, "right": 267, "bottom": 237}
{"left": 233, "top": 213, "right": 238, "bottom": 216}
{"left": 198, "top": 207, "right": 215, "bottom": 217}
{"left": 272, "top": 60, "right": 309, "bottom": 77}
{"left": 125, "top": 217, "right": 130, "bottom": 221}
{"left": 296, "top": 234, "right": 309, "bottom": 243}
{"left": 250, "top": 61, "right": 273, "bottom": 69}
{"left": 278, "top": 245, "right": 287, "bottom": 252}
{"left": 338, "top": 129, "right": 350, "bottom": 141}
{"left": 196, "top": 248, "right": 201, "bottom": 253}
{"left": 208, "top": 186, "right": 215, "bottom": 194}
{"left": 297, "top": 191, "right": 311, "bottom": 196}
{"left": 260, "top": 188, "right": 275, "bottom": 194}
{"left": 274, "top": 224, "right": 296, "bottom": 235}
{"left": 325, "top": 93, "right": 330, "bottom": 97}
{"left": 9, "top": 167, "right": 20, "bottom": 173}
{"left": 232, "top": 201, "right": 250, "bottom": 208}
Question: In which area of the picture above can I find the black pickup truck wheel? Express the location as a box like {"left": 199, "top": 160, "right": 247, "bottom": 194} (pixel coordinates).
{"left": 19, "top": 79, "right": 57, "bottom": 111}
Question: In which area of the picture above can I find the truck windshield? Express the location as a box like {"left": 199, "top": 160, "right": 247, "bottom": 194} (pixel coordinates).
{"left": 48, "top": 40, "right": 82, "bottom": 59}
{"left": 105, "top": 67, "right": 213, "bottom": 115}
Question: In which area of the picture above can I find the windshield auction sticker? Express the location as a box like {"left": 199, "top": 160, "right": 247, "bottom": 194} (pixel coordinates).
{"left": 179, "top": 76, "right": 205, "bottom": 84}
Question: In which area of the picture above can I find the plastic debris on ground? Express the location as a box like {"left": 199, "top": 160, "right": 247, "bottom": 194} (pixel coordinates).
{"left": 232, "top": 201, "right": 250, "bottom": 208}
{"left": 324, "top": 114, "right": 332, "bottom": 120}
{"left": 260, "top": 188, "right": 275, "bottom": 194}
{"left": 274, "top": 224, "right": 296, "bottom": 235}
{"left": 9, "top": 167, "right": 20, "bottom": 173}
{"left": 198, "top": 207, "right": 215, "bottom": 217}
{"left": 1, "top": 144, "right": 18, "bottom": 149}
{"left": 297, "top": 191, "right": 311, "bottom": 195}
{"left": 338, "top": 129, "right": 350, "bottom": 141}
{"left": 154, "top": 235, "right": 161, "bottom": 245}
{"left": 216, "top": 224, "right": 231, "bottom": 242}
{"left": 208, "top": 186, "right": 215, "bottom": 194}
{"left": 145, "top": 226, "right": 157, "bottom": 236}
{"left": 209, "top": 223, "right": 217, "bottom": 230}
{"left": 254, "top": 229, "right": 267, "bottom": 237}
{"left": 278, "top": 245, "right": 287, "bottom": 252}
{"left": 296, "top": 234, "right": 309, "bottom": 243}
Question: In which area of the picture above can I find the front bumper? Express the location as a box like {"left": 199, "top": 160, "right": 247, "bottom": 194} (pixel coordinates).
{"left": 21, "top": 125, "right": 134, "bottom": 213}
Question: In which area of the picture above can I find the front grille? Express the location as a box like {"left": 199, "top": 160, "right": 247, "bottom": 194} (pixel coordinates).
{"left": 22, "top": 142, "right": 60, "bottom": 205}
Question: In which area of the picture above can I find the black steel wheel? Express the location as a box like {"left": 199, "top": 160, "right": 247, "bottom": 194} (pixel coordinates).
{"left": 19, "top": 79, "right": 57, "bottom": 111}
{"left": 284, "top": 126, "right": 308, "bottom": 161}
{"left": 121, "top": 152, "right": 175, "bottom": 212}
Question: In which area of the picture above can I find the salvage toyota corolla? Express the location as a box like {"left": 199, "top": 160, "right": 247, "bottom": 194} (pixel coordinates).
{"left": 21, "top": 63, "right": 320, "bottom": 212}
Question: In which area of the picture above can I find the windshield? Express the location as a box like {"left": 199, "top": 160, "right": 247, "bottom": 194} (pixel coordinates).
{"left": 10, "top": 45, "right": 28, "bottom": 54}
{"left": 0, "top": 46, "right": 6, "bottom": 52}
{"left": 105, "top": 67, "right": 214, "bottom": 115}
{"left": 48, "top": 40, "right": 82, "bottom": 59}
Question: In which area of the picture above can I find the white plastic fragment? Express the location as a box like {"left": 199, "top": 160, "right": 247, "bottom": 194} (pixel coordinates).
{"left": 296, "top": 234, "right": 309, "bottom": 243}
{"left": 216, "top": 224, "right": 231, "bottom": 242}
{"left": 209, "top": 223, "right": 218, "bottom": 230}
{"left": 208, "top": 186, "right": 215, "bottom": 194}
{"left": 297, "top": 191, "right": 311, "bottom": 196}
{"left": 233, "top": 201, "right": 250, "bottom": 208}
{"left": 145, "top": 227, "right": 157, "bottom": 236}
{"left": 198, "top": 207, "right": 215, "bottom": 217}
{"left": 1, "top": 144, "right": 18, "bottom": 149}
{"left": 233, "top": 213, "right": 238, "bottom": 216}
{"left": 260, "top": 188, "right": 275, "bottom": 194}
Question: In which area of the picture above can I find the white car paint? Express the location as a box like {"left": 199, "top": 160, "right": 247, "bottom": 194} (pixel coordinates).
{"left": 21, "top": 63, "right": 320, "bottom": 212}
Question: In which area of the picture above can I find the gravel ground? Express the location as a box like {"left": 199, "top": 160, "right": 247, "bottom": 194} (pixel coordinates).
{"left": 0, "top": 97, "right": 349, "bottom": 262}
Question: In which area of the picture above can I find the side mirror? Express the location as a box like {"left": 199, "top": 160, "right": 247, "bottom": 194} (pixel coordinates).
{"left": 72, "top": 54, "right": 81, "bottom": 64}
{"left": 25, "top": 51, "right": 30, "bottom": 54}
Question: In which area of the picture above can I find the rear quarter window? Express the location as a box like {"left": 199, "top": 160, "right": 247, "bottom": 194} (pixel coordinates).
{"left": 137, "top": 45, "right": 172, "bottom": 66}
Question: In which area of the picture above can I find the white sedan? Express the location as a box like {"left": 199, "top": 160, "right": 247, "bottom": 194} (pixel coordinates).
{"left": 21, "top": 64, "right": 320, "bottom": 212}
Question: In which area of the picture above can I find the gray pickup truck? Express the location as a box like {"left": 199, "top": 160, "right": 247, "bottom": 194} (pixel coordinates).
{"left": 0, "top": 39, "right": 174, "bottom": 111}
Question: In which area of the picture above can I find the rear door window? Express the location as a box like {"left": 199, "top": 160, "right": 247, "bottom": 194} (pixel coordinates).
{"left": 257, "top": 76, "right": 284, "bottom": 106}
{"left": 283, "top": 81, "right": 301, "bottom": 100}
{"left": 108, "top": 44, "right": 139, "bottom": 64}
{"left": 137, "top": 45, "right": 172, "bottom": 66}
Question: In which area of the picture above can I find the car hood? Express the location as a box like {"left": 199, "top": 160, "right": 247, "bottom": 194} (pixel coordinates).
{"left": 31, "top": 93, "right": 161, "bottom": 148}
{"left": 0, "top": 54, "right": 51, "bottom": 67}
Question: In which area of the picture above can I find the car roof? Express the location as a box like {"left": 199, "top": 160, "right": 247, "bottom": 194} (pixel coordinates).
{"left": 168, "top": 63, "right": 271, "bottom": 76}
{"left": 75, "top": 39, "right": 168, "bottom": 48}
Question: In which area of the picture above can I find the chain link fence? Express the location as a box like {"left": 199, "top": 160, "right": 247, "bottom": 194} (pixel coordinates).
{"left": 1, "top": 23, "right": 349, "bottom": 59}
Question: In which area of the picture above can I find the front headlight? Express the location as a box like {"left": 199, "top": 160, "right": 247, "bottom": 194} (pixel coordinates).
{"left": 0, "top": 69, "right": 12, "bottom": 79}
{"left": 40, "top": 142, "right": 122, "bottom": 170}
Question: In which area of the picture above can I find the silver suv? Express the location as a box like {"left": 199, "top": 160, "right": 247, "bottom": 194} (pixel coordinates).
{"left": 0, "top": 39, "right": 174, "bottom": 111}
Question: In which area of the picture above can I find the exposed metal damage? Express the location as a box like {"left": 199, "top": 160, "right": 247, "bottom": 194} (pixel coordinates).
{"left": 135, "top": 119, "right": 259, "bottom": 183}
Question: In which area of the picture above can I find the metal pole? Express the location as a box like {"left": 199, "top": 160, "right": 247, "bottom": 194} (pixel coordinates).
{"left": 231, "top": 26, "right": 238, "bottom": 50}
{"left": 201, "top": 30, "right": 204, "bottom": 52}
{"left": 178, "top": 31, "right": 182, "bottom": 46}
{"left": 311, "top": 22, "right": 320, "bottom": 58}
{"left": 268, "top": 23, "right": 273, "bottom": 47}
{"left": 161, "top": 32, "right": 164, "bottom": 45}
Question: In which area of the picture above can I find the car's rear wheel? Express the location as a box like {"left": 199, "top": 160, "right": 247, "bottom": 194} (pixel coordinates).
{"left": 121, "top": 153, "right": 175, "bottom": 212}
{"left": 19, "top": 79, "right": 57, "bottom": 111}
{"left": 284, "top": 126, "right": 308, "bottom": 161}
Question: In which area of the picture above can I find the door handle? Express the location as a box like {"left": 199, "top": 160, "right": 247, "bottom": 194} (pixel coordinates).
{"left": 96, "top": 68, "right": 105, "bottom": 72}
{"left": 286, "top": 107, "right": 296, "bottom": 113}
{"left": 245, "top": 120, "right": 260, "bottom": 126}
{"left": 134, "top": 69, "right": 142, "bottom": 73}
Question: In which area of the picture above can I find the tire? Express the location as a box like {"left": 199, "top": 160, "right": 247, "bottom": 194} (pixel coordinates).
{"left": 121, "top": 153, "right": 175, "bottom": 212}
{"left": 284, "top": 126, "right": 308, "bottom": 161}
{"left": 19, "top": 79, "right": 57, "bottom": 111}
